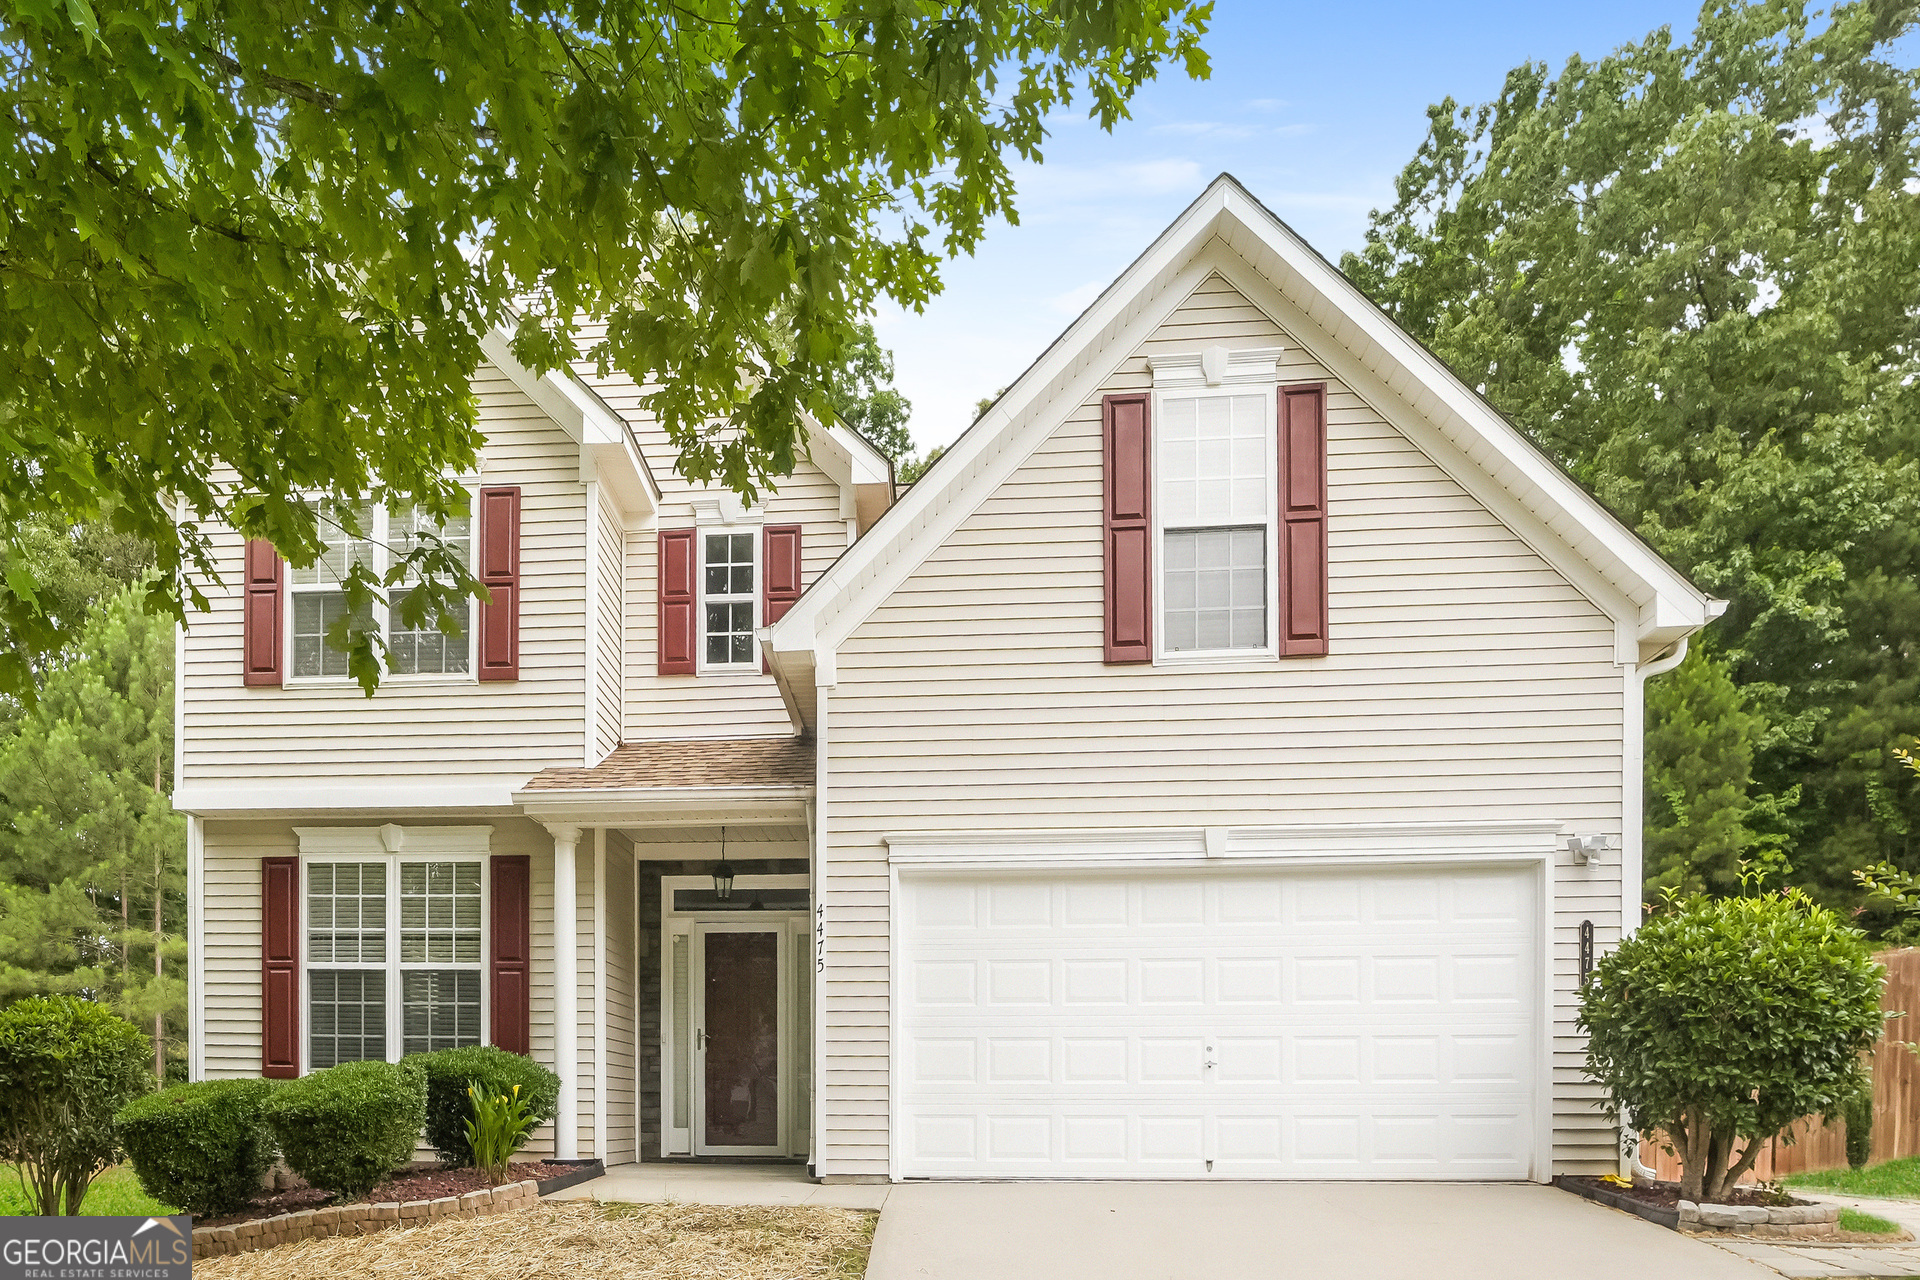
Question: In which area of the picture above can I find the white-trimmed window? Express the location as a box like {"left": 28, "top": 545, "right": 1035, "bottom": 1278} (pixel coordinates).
{"left": 1155, "top": 383, "right": 1278, "bottom": 659}
{"left": 304, "top": 853, "right": 486, "bottom": 1069}
{"left": 700, "top": 530, "right": 758, "bottom": 671}
{"left": 288, "top": 499, "right": 474, "bottom": 681}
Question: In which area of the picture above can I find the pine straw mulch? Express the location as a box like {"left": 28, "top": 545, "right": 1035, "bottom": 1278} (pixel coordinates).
{"left": 194, "top": 1199, "right": 877, "bottom": 1280}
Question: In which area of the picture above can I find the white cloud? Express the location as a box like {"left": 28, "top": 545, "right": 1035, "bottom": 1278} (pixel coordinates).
{"left": 1244, "top": 98, "right": 1289, "bottom": 112}
{"left": 1149, "top": 121, "right": 1260, "bottom": 139}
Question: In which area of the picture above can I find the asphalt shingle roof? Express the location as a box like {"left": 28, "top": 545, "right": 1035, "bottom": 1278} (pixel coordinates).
{"left": 519, "top": 736, "right": 814, "bottom": 792}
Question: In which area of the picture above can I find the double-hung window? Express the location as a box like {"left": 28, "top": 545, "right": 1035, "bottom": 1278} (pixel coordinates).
{"left": 287, "top": 500, "right": 474, "bottom": 680}
{"left": 1155, "top": 387, "right": 1277, "bottom": 658}
{"left": 701, "top": 530, "right": 758, "bottom": 671}
{"left": 305, "top": 854, "right": 485, "bottom": 1070}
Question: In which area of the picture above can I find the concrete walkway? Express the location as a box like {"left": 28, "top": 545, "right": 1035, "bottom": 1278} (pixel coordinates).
{"left": 862, "top": 1181, "right": 1769, "bottom": 1280}
{"left": 543, "top": 1161, "right": 889, "bottom": 1211}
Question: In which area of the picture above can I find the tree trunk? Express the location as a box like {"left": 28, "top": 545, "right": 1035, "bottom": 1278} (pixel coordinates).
{"left": 1678, "top": 1108, "right": 1707, "bottom": 1202}
{"left": 153, "top": 840, "right": 164, "bottom": 1083}
{"left": 152, "top": 752, "right": 165, "bottom": 1083}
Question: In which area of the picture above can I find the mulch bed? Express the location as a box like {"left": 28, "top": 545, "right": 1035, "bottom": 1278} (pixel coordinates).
{"left": 195, "top": 1163, "right": 579, "bottom": 1229}
{"left": 1559, "top": 1174, "right": 1815, "bottom": 1209}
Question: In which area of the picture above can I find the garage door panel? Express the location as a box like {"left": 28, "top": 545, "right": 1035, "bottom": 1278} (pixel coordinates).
{"left": 898, "top": 866, "right": 1539, "bottom": 1179}
{"left": 900, "top": 1104, "right": 1535, "bottom": 1177}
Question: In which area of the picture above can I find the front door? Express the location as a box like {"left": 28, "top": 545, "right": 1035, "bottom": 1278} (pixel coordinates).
{"left": 693, "top": 923, "right": 785, "bottom": 1155}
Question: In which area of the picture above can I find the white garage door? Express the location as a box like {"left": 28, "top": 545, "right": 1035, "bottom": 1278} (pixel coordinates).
{"left": 897, "top": 863, "right": 1540, "bottom": 1179}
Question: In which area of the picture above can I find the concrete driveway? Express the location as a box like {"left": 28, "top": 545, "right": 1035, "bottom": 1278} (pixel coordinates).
{"left": 863, "top": 1181, "right": 1772, "bottom": 1280}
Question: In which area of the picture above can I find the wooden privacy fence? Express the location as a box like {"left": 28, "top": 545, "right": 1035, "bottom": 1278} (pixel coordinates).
{"left": 1643, "top": 947, "right": 1920, "bottom": 1182}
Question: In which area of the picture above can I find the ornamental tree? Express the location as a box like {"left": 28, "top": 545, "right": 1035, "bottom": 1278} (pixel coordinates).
{"left": 0, "top": 0, "right": 1209, "bottom": 694}
{"left": 0, "top": 995, "right": 153, "bottom": 1215}
{"left": 1579, "top": 891, "right": 1884, "bottom": 1203}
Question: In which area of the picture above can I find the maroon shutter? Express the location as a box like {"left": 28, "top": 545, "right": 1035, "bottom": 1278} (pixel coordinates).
{"left": 762, "top": 524, "right": 802, "bottom": 673}
{"left": 261, "top": 856, "right": 300, "bottom": 1078}
{"left": 242, "top": 540, "right": 284, "bottom": 687}
{"left": 1103, "top": 393, "right": 1152, "bottom": 663}
{"left": 476, "top": 486, "right": 521, "bottom": 681}
{"left": 658, "top": 528, "right": 697, "bottom": 675}
{"left": 1279, "top": 383, "right": 1330, "bottom": 656}
{"left": 489, "top": 855, "right": 531, "bottom": 1054}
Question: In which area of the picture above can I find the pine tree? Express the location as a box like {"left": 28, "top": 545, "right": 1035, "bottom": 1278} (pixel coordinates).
{"left": 0, "top": 584, "right": 184, "bottom": 1078}
{"left": 1643, "top": 647, "right": 1798, "bottom": 904}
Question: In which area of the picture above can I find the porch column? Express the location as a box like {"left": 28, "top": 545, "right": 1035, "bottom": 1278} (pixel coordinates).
{"left": 547, "top": 822, "right": 581, "bottom": 1160}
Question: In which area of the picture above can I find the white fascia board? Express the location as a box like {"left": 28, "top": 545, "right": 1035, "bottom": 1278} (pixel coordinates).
{"left": 480, "top": 328, "right": 659, "bottom": 520}
{"left": 514, "top": 785, "right": 813, "bottom": 828}
{"left": 829, "top": 422, "right": 892, "bottom": 485}
{"left": 768, "top": 213, "right": 1222, "bottom": 661}
{"left": 173, "top": 782, "right": 523, "bottom": 817}
{"left": 1207, "top": 247, "right": 1647, "bottom": 650}
{"left": 773, "top": 173, "right": 1713, "bottom": 668}
{"left": 1211, "top": 182, "right": 1712, "bottom": 642}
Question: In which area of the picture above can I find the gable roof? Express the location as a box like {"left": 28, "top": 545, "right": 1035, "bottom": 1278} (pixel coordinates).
{"left": 766, "top": 174, "right": 1719, "bottom": 727}
{"left": 479, "top": 327, "right": 661, "bottom": 520}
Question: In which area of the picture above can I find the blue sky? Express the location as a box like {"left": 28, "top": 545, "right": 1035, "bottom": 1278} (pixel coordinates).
{"left": 879, "top": 0, "right": 1710, "bottom": 451}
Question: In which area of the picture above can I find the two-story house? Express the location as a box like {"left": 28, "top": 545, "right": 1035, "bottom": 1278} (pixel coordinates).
{"left": 179, "top": 174, "right": 1719, "bottom": 1184}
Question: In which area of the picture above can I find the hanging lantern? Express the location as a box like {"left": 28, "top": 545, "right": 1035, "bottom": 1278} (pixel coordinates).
{"left": 712, "top": 826, "right": 736, "bottom": 901}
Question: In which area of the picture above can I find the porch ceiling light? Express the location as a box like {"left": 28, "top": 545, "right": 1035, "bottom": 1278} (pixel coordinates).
{"left": 713, "top": 826, "right": 736, "bottom": 900}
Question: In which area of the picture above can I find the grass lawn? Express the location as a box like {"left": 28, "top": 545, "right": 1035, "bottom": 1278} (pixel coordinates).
{"left": 1839, "top": 1207, "right": 1903, "bottom": 1234}
{"left": 199, "top": 1200, "right": 876, "bottom": 1279}
{"left": 0, "top": 1164, "right": 178, "bottom": 1217}
{"left": 1786, "top": 1155, "right": 1920, "bottom": 1200}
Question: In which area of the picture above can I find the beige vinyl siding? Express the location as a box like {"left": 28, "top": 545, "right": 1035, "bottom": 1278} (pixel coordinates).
{"left": 177, "top": 366, "right": 587, "bottom": 787}
{"left": 817, "top": 273, "right": 1626, "bottom": 1177}
{"left": 198, "top": 818, "right": 571, "bottom": 1157}
{"left": 593, "top": 493, "right": 626, "bottom": 761}
{"left": 604, "top": 831, "right": 639, "bottom": 1165}
{"left": 201, "top": 821, "right": 286, "bottom": 1079}
{"left": 572, "top": 350, "right": 850, "bottom": 740}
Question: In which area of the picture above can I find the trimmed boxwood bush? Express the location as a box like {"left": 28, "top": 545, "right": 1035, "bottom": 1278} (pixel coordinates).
{"left": 263, "top": 1060, "right": 425, "bottom": 1199}
{"left": 0, "top": 995, "right": 153, "bottom": 1215}
{"left": 403, "top": 1046, "right": 558, "bottom": 1167}
{"left": 116, "top": 1079, "right": 276, "bottom": 1218}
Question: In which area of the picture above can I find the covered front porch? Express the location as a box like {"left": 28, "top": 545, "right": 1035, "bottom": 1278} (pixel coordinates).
{"left": 515, "top": 736, "right": 817, "bottom": 1169}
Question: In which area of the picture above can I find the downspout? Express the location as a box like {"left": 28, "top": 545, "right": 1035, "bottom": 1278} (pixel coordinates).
{"left": 1619, "top": 635, "right": 1688, "bottom": 1179}
{"left": 810, "top": 681, "right": 829, "bottom": 1179}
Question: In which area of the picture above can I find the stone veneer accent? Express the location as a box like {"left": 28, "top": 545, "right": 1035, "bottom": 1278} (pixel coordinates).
{"left": 1678, "top": 1200, "right": 1840, "bottom": 1239}
{"left": 190, "top": 1178, "right": 541, "bottom": 1260}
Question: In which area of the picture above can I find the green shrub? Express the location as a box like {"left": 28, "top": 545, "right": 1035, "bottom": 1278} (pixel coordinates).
{"left": 1581, "top": 891, "right": 1885, "bottom": 1204}
{"left": 0, "top": 996, "right": 153, "bottom": 1215}
{"left": 116, "top": 1079, "right": 276, "bottom": 1217}
{"left": 403, "top": 1047, "right": 557, "bottom": 1167}
{"left": 1845, "top": 1075, "right": 1875, "bottom": 1170}
{"left": 262, "top": 1060, "right": 425, "bottom": 1200}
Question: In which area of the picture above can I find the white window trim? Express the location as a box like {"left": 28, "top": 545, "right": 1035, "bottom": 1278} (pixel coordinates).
{"left": 1150, "top": 378, "right": 1281, "bottom": 666}
{"left": 283, "top": 492, "right": 480, "bottom": 687}
{"left": 695, "top": 522, "right": 762, "bottom": 676}
{"left": 294, "top": 824, "right": 493, "bottom": 1074}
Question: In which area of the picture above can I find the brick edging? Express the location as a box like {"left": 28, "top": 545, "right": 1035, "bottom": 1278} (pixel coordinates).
{"left": 1678, "top": 1199, "right": 1841, "bottom": 1239}
{"left": 190, "top": 1178, "right": 541, "bottom": 1259}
